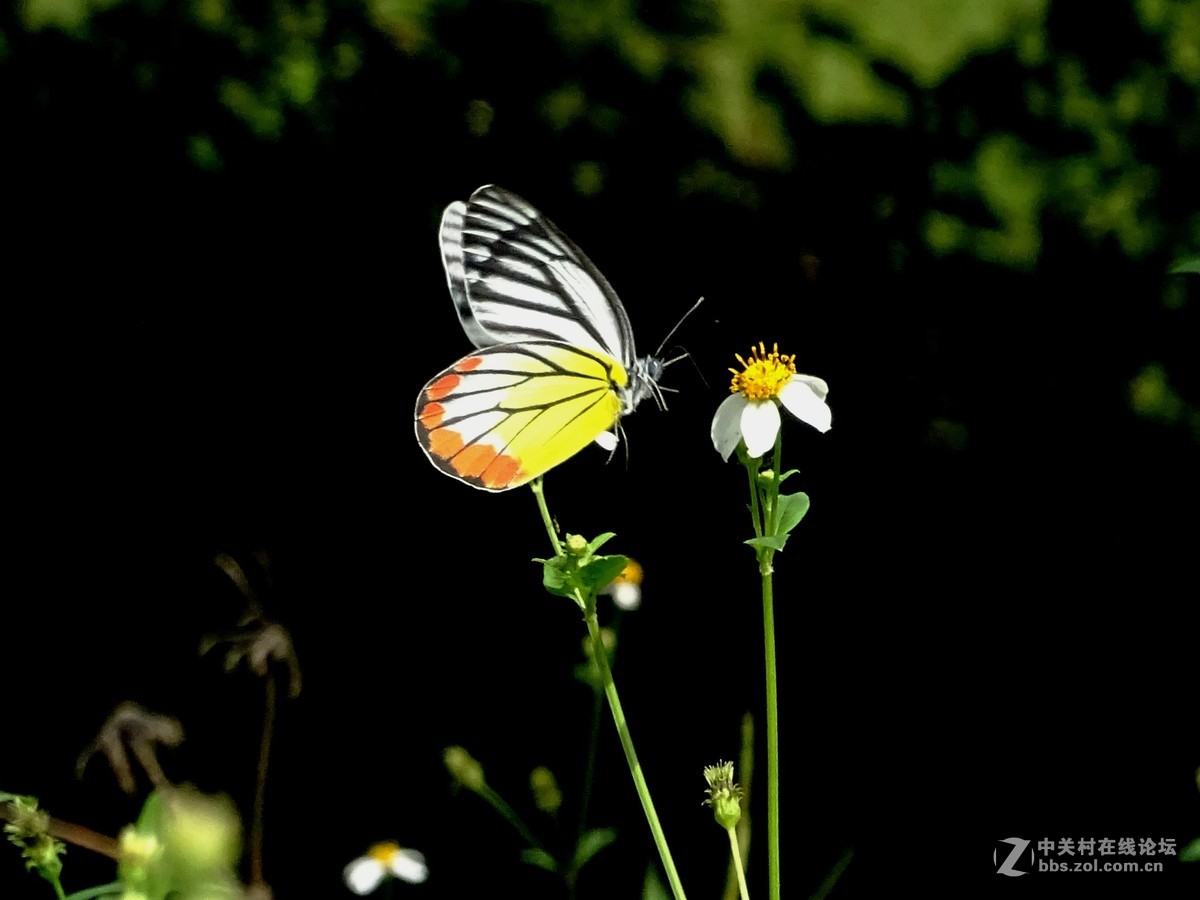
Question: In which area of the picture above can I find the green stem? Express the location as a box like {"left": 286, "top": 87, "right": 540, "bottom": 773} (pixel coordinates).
{"left": 63, "top": 882, "right": 123, "bottom": 900}
{"left": 744, "top": 456, "right": 764, "bottom": 540}
{"left": 727, "top": 828, "right": 751, "bottom": 900}
{"left": 528, "top": 481, "right": 686, "bottom": 900}
{"left": 722, "top": 714, "right": 754, "bottom": 900}
{"left": 577, "top": 680, "right": 604, "bottom": 841}
{"left": 584, "top": 609, "right": 687, "bottom": 900}
{"left": 48, "top": 873, "right": 66, "bottom": 900}
{"left": 579, "top": 606, "right": 625, "bottom": 839}
{"left": 749, "top": 425, "right": 785, "bottom": 900}
{"left": 477, "top": 783, "right": 550, "bottom": 855}
{"left": 767, "top": 429, "right": 783, "bottom": 535}
{"left": 760, "top": 561, "right": 780, "bottom": 900}
{"left": 530, "top": 478, "right": 562, "bottom": 555}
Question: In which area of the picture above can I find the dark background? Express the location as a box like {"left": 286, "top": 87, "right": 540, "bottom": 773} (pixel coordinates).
{"left": 4, "top": 1, "right": 1198, "bottom": 898}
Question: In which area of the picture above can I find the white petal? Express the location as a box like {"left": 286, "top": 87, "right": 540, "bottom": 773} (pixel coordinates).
{"left": 740, "top": 400, "right": 781, "bottom": 458}
{"left": 594, "top": 430, "right": 618, "bottom": 452}
{"left": 344, "top": 858, "right": 387, "bottom": 895}
{"left": 794, "top": 374, "right": 829, "bottom": 401}
{"left": 711, "top": 394, "right": 749, "bottom": 460}
{"left": 779, "top": 378, "right": 832, "bottom": 433}
{"left": 390, "top": 849, "right": 429, "bottom": 884}
{"left": 610, "top": 582, "right": 641, "bottom": 610}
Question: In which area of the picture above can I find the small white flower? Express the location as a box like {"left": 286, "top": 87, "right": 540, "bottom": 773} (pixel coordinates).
{"left": 711, "top": 343, "right": 831, "bottom": 461}
{"left": 344, "top": 842, "right": 428, "bottom": 895}
{"left": 600, "top": 559, "right": 643, "bottom": 611}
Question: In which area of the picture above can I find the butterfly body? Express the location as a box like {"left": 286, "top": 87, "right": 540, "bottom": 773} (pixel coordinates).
{"left": 416, "top": 185, "right": 661, "bottom": 491}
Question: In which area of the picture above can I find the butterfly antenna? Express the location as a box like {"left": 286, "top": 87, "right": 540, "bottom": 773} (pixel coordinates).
{"left": 685, "top": 352, "right": 710, "bottom": 389}
{"left": 651, "top": 381, "right": 669, "bottom": 412}
{"left": 653, "top": 296, "right": 705, "bottom": 359}
{"left": 658, "top": 351, "right": 709, "bottom": 393}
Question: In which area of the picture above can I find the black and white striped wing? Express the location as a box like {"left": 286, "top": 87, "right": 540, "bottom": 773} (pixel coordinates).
{"left": 439, "top": 185, "right": 637, "bottom": 368}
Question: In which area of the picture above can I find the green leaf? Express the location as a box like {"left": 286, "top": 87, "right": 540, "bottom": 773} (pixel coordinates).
{"left": 745, "top": 535, "right": 788, "bottom": 551}
{"left": 778, "top": 468, "right": 801, "bottom": 483}
{"left": 538, "top": 557, "right": 574, "bottom": 599}
{"left": 1168, "top": 256, "right": 1200, "bottom": 275}
{"left": 572, "top": 827, "right": 617, "bottom": 870}
{"left": 776, "top": 491, "right": 811, "bottom": 536}
{"left": 536, "top": 548, "right": 627, "bottom": 604}
{"left": 578, "top": 554, "right": 629, "bottom": 595}
{"left": 539, "top": 558, "right": 565, "bottom": 589}
{"left": 642, "top": 865, "right": 670, "bottom": 900}
{"left": 520, "top": 848, "right": 560, "bottom": 873}
{"left": 586, "top": 532, "right": 617, "bottom": 554}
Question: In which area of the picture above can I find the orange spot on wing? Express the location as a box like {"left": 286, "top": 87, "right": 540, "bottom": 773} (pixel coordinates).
{"left": 482, "top": 453, "right": 523, "bottom": 488}
{"left": 426, "top": 373, "right": 461, "bottom": 400}
{"left": 418, "top": 402, "right": 445, "bottom": 428}
{"left": 453, "top": 443, "right": 498, "bottom": 478}
{"left": 455, "top": 356, "right": 484, "bottom": 372}
{"left": 426, "top": 426, "right": 525, "bottom": 488}
{"left": 428, "top": 428, "right": 464, "bottom": 459}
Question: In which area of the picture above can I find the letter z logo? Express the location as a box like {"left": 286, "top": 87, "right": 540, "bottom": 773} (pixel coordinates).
{"left": 995, "top": 837, "right": 1031, "bottom": 876}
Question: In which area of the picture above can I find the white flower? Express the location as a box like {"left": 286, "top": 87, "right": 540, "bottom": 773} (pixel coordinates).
{"left": 711, "top": 343, "right": 831, "bottom": 461}
{"left": 600, "top": 559, "right": 643, "bottom": 611}
{"left": 343, "top": 842, "right": 428, "bottom": 895}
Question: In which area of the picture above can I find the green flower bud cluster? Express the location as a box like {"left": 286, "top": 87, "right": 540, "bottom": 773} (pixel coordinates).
{"left": 536, "top": 532, "right": 629, "bottom": 610}
{"left": 702, "top": 761, "right": 743, "bottom": 830}
{"left": 2, "top": 793, "right": 66, "bottom": 889}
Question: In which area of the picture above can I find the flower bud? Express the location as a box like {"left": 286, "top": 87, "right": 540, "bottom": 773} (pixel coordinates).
{"left": 530, "top": 766, "right": 562, "bottom": 814}
{"left": 702, "top": 761, "right": 743, "bottom": 830}
{"left": 443, "top": 746, "right": 486, "bottom": 792}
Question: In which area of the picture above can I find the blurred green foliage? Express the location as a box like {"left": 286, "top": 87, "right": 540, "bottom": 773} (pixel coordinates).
{"left": 10, "top": 0, "right": 1196, "bottom": 256}
{"left": 1131, "top": 361, "right": 1200, "bottom": 439}
{"left": 4, "top": 0, "right": 1197, "bottom": 433}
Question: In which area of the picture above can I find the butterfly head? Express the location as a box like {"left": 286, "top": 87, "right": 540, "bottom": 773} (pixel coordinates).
{"left": 623, "top": 355, "right": 666, "bottom": 414}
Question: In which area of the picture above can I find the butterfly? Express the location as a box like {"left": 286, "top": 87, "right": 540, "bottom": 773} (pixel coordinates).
{"left": 415, "top": 185, "right": 666, "bottom": 491}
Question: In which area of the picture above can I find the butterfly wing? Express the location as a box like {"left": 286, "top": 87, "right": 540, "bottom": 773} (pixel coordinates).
{"left": 440, "top": 185, "right": 637, "bottom": 368}
{"left": 415, "top": 340, "right": 628, "bottom": 492}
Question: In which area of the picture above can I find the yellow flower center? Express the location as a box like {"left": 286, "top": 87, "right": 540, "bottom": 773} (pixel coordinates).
{"left": 611, "top": 559, "right": 643, "bottom": 587}
{"left": 369, "top": 842, "right": 401, "bottom": 864}
{"left": 729, "top": 342, "right": 796, "bottom": 400}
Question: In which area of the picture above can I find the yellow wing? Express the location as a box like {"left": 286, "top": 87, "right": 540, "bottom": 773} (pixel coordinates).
{"left": 415, "top": 341, "right": 627, "bottom": 491}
